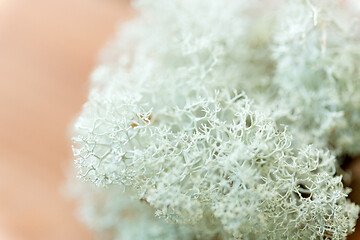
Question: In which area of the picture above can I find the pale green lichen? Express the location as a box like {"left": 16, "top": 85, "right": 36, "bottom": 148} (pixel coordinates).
{"left": 71, "top": 0, "right": 360, "bottom": 239}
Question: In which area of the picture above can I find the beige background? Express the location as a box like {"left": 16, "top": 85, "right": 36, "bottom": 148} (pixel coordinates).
{"left": 0, "top": 0, "right": 133, "bottom": 239}
{"left": 0, "top": 0, "right": 359, "bottom": 239}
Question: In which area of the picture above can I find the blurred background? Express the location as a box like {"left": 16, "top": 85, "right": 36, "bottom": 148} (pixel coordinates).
{"left": 0, "top": 0, "right": 133, "bottom": 239}
{"left": 0, "top": 0, "right": 359, "bottom": 239}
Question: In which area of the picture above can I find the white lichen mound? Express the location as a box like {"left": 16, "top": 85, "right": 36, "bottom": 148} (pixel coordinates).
{"left": 71, "top": 0, "right": 360, "bottom": 239}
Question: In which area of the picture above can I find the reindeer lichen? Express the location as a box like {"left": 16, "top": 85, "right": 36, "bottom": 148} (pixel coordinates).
{"left": 71, "top": 0, "right": 360, "bottom": 239}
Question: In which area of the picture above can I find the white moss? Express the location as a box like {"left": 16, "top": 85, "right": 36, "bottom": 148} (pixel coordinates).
{"left": 71, "top": 0, "right": 360, "bottom": 239}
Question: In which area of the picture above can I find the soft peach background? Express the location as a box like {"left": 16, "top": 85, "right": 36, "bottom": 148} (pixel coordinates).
{"left": 0, "top": 0, "right": 133, "bottom": 239}
{"left": 0, "top": 1, "right": 359, "bottom": 240}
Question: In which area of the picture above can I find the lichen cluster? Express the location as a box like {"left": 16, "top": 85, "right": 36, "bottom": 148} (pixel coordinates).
{"left": 70, "top": 0, "right": 360, "bottom": 239}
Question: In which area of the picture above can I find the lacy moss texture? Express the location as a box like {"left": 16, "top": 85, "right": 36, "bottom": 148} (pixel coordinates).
{"left": 71, "top": 0, "right": 360, "bottom": 239}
